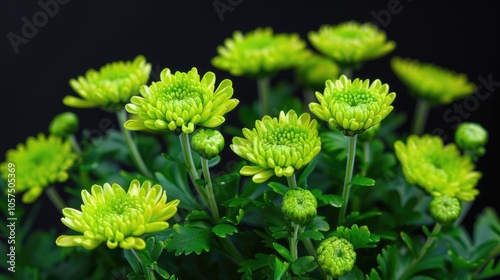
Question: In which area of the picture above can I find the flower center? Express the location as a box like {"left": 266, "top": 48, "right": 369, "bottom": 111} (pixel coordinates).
{"left": 337, "top": 89, "right": 377, "bottom": 106}
{"left": 264, "top": 126, "right": 307, "bottom": 149}
{"left": 244, "top": 37, "right": 275, "bottom": 51}
{"left": 335, "top": 29, "right": 365, "bottom": 40}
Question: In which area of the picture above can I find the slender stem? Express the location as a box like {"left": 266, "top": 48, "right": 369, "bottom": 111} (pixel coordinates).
{"left": 411, "top": 99, "right": 430, "bottom": 135}
{"left": 257, "top": 77, "right": 271, "bottom": 116}
{"left": 46, "top": 186, "right": 67, "bottom": 212}
{"left": 361, "top": 141, "right": 370, "bottom": 177}
{"left": 201, "top": 158, "right": 220, "bottom": 221}
{"left": 287, "top": 174, "right": 298, "bottom": 190}
{"left": 220, "top": 237, "right": 244, "bottom": 265}
{"left": 290, "top": 222, "right": 300, "bottom": 261}
{"left": 179, "top": 133, "right": 209, "bottom": 206}
{"left": 116, "top": 110, "right": 154, "bottom": 179}
{"left": 338, "top": 135, "right": 358, "bottom": 225}
{"left": 400, "top": 223, "right": 442, "bottom": 279}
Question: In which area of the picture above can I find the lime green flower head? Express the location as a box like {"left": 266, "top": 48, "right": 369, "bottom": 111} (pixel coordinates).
{"left": 125, "top": 67, "right": 239, "bottom": 134}
{"left": 294, "top": 50, "right": 340, "bottom": 91}
{"left": 211, "top": 27, "right": 306, "bottom": 78}
{"left": 455, "top": 122, "right": 488, "bottom": 152}
{"left": 191, "top": 129, "right": 225, "bottom": 160}
{"left": 429, "top": 195, "right": 461, "bottom": 225}
{"left": 282, "top": 188, "right": 317, "bottom": 225}
{"left": 308, "top": 21, "right": 395, "bottom": 69}
{"left": 49, "top": 112, "right": 79, "bottom": 138}
{"left": 317, "top": 236, "right": 356, "bottom": 278}
{"left": 391, "top": 57, "right": 476, "bottom": 105}
{"left": 56, "top": 179, "right": 180, "bottom": 250}
{"left": 1, "top": 133, "right": 77, "bottom": 203}
{"left": 309, "top": 75, "right": 396, "bottom": 136}
{"left": 63, "top": 55, "right": 151, "bottom": 111}
{"left": 231, "top": 110, "right": 321, "bottom": 184}
{"left": 394, "top": 134, "right": 482, "bottom": 201}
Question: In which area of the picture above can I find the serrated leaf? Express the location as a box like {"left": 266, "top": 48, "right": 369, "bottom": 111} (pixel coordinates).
{"left": 151, "top": 261, "right": 171, "bottom": 279}
{"left": 273, "top": 242, "right": 293, "bottom": 262}
{"left": 272, "top": 257, "right": 289, "bottom": 280}
{"left": 212, "top": 223, "right": 238, "bottom": 238}
{"left": 291, "top": 256, "right": 317, "bottom": 275}
{"left": 308, "top": 216, "right": 330, "bottom": 232}
{"left": 268, "top": 182, "right": 288, "bottom": 195}
{"left": 333, "top": 224, "right": 380, "bottom": 250}
{"left": 400, "top": 232, "right": 418, "bottom": 258}
{"left": 311, "top": 188, "right": 343, "bottom": 207}
{"left": 350, "top": 175, "right": 375, "bottom": 187}
{"left": 165, "top": 224, "right": 212, "bottom": 256}
{"left": 297, "top": 230, "right": 324, "bottom": 241}
{"left": 221, "top": 197, "right": 256, "bottom": 208}
{"left": 478, "top": 258, "right": 500, "bottom": 279}
{"left": 186, "top": 210, "right": 211, "bottom": 221}
{"left": 238, "top": 253, "right": 270, "bottom": 273}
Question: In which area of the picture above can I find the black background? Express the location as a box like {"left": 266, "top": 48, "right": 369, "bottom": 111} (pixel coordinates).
{"left": 1, "top": 1, "right": 499, "bottom": 230}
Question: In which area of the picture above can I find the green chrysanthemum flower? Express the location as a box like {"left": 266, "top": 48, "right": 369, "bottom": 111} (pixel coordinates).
{"left": 394, "top": 134, "right": 482, "bottom": 201}
{"left": 124, "top": 67, "right": 238, "bottom": 134}
{"left": 56, "top": 179, "right": 180, "bottom": 250}
{"left": 391, "top": 57, "right": 476, "bottom": 105}
{"left": 191, "top": 129, "right": 225, "bottom": 160}
{"left": 49, "top": 112, "right": 79, "bottom": 138}
{"left": 211, "top": 27, "right": 307, "bottom": 78}
{"left": 455, "top": 122, "right": 488, "bottom": 152}
{"left": 317, "top": 236, "right": 356, "bottom": 278}
{"left": 231, "top": 110, "right": 321, "bottom": 183}
{"left": 429, "top": 195, "right": 461, "bottom": 225}
{"left": 308, "top": 21, "right": 395, "bottom": 69}
{"left": 309, "top": 75, "right": 396, "bottom": 136}
{"left": 63, "top": 55, "right": 151, "bottom": 111}
{"left": 0, "top": 133, "right": 77, "bottom": 203}
{"left": 282, "top": 188, "right": 317, "bottom": 225}
{"left": 295, "top": 50, "right": 340, "bottom": 91}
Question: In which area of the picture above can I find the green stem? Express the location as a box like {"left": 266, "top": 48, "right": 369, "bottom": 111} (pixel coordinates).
{"left": 45, "top": 186, "right": 67, "bottom": 212}
{"left": 179, "top": 133, "right": 209, "bottom": 206}
{"left": 290, "top": 222, "right": 300, "bottom": 261}
{"left": 361, "top": 141, "right": 370, "bottom": 177}
{"left": 201, "top": 158, "right": 220, "bottom": 221}
{"left": 287, "top": 174, "right": 298, "bottom": 190}
{"left": 257, "top": 77, "right": 271, "bottom": 116}
{"left": 400, "top": 223, "right": 442, "bottom": 279}
{"left": 117, "top": 110, "right": 154, "bottom": 179}
{"left": 338, "top": 134, "right": 358, "bottom": 226}
{"left": 220, "top": 237, "right": 244, "bottom": 265}
{"left": 411, "top": 99, "right": 430, "bottom": 135}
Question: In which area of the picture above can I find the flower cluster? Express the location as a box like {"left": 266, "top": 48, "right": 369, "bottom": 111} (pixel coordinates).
{"left": 212, "top": 27, "right": 306, "bottom": 78}
{"left": 308, "top": 21, "right": 395, "bottom": 68}
{"left": 56, "top": 179, "right": 179, "bottom": 250}
{"left": 1, "top": 133, "right": 77, "bottom": 203}
{"left": 125, "top": 67, "right": 239, "bottom": 134}
{"left": 309, "top": 75, "right": 396, "bottom": 136}
{"left": 394, "top": 134, "right": 482, "bottom": 201}
{"left": 231, "top": 110, "right": 321, "bottom": 183}
{"left": 63, "top": 55, "right": 151, "bottom": 111}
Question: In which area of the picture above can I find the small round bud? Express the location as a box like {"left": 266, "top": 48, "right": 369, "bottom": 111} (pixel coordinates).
{"left": 49, "top": 112, "right": 79, "bottom": 137}
{"left": 429, "top": 195, "right": 461, "bottom": 225}
{"left": 455, "top": 122, "right": 488, "bottom": 151}
{"left": 281, "top": 188, "right": 317, "bottom": 225}
{"left": 358, "top": 123, "right": 381, "bottom": 142}
{"left": 191, "top": 129, "right": 225, "bottom": 159}
{"left": 317, "top": 236, "right": 356, "bottom": 278}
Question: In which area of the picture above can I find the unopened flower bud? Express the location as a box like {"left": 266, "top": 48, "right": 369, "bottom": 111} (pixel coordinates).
{"left": 281, "top": 188, "right": 317, "bottom": 225}
{"left": 49, "top": 112, "right": 79, "bottom": 138}
{"left": 191, "top": 129, "right": 225, "bottom": 159}
{"left": 455, "top": 122, "right": 488, "bottom": 152}
{"left": 317, "top": 236, "right": 356, "bottom": 278}
{"left": 429, "top": 195, "right": 461, "bottom": 225}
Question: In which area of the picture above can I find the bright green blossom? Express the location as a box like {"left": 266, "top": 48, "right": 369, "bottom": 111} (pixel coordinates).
{"left": 63, "top": 55, "right": 151, "bottom": 111}
{"left": 455, "top": 122, "right": 488, "bottom": 152}
{"left": 49, "top": 112, "right": 79, "bottom": 138}
{"left": 56, "top": 179, "right": 179, "bottom": 250}
{"left": 429, "top": 195, "right": 461, "bottom": 225}
{"left": 124, "top": 67, "right": 238, "bottom": 134}
{"left": 317, "top": 236, "right": 356, "bottom": 278}
{"left": 1, "top": 133, "right": 77, "bottom": 203}
{"left": 282, "top": 188, "right": 317, "bottom": 225}
{"left": 394, "top": 134, "right": 481, "bottom": 201}
{"left": 231, "top": 110, "right": 321, "bottom": 183}
{"left": 309, "top": 75, "right": 396, "bottom": 136}
{"left": 295, "top": 50, "right": 340, "bottom": 91}
{"left": 391, "top": 57, "right": 476, "bottom": 105}
{"left": 308, "top": 21, "right": 395, "bottom": 69}
{"left": 191, "top": 129, "right": 225, "bottom": 160}
{"left": 211, "top": 27, "right": 306, "bottom": 78}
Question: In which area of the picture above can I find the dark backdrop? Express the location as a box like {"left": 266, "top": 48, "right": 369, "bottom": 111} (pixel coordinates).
{"left": 1, "top": 0, "right": 499, "bottom": 230}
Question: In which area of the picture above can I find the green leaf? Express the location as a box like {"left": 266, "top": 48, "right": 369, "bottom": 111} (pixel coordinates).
{"left": 272, "top": 242, "right": 293, "bottom": 262}
{"left": 124, "top": 250, "right": 141, "bottom": 273}
{"left": 400, "top": 232, "right": 418, "bottom": 258}
{"left": 297, "top": 155, "right": 320, "bottom": 186}
{"left": 212, "top": 223, "right": 238, "bottom": 238}
{"left": 221, "top": 197, "right": 256, "bottom": 208}
{"left": 478, "top": 258, "right": 500, "bottom": 279}
{"left": 297, "top": 230, "right": 324, "bottom": 241}
{"left": 272, "top": 257, "right": 290, "bottom": 280}
{"left": 151, "top": 261, "right": 171, "bottom": 279}
{"left": 311, "top": 188, "right": 343, "bottom": 207}
{"left": 155, "top": 172, "right": 198, "bottom": 211}
{"left": 208, "top": 155, "right": 221, "bottom": 168}
{"left": 149, "top": 240, "right": 164, "bottom": 262}
{"left": 308, "top": 216, "right": 330, "bottom": 232}
{"left": 343, "top": 211, "right": 382, "bottom": 226}
{"left": 350, "top": 175, "right": 375, "bottom": 187}
{"left": 332, "top": 224, "right": 380, "bottom": 250}
{"left": 164, "top": 224, "right": 212, "bottom": 256}
{"left": 291, "top": 256, "right": 317, "bottom": 275}
{"left": 238, "top": 253, "right": 270, "bottom": 273}
{"left": 186, "top": 210, "right": 211, "bottom": 221}
{"left": 268, "top": 182, "right": 288, "bottom": 195}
